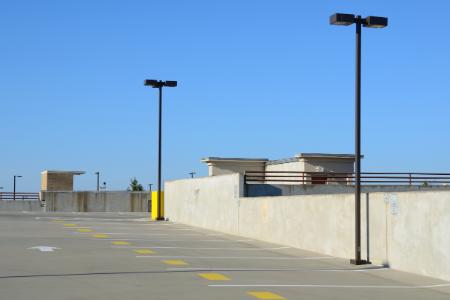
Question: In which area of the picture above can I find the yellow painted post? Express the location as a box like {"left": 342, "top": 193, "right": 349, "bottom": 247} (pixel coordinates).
{"left": 151, "top": 191, "right": 164, "bottom": 220}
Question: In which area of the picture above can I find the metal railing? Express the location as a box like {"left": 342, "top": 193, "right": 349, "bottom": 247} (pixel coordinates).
{"left": 244, "top": 171, "right": 450, "bottom": 186}
{"left": 0, "top": 192, "right": 40, "bottom": 201}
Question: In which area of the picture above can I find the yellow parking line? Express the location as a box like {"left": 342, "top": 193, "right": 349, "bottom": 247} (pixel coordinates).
{"left": 112, "top": 241, "right": 130, "bottom": 245}
{"left": 51, "top": 220, "right": 63, "bottom": 223}
{"left": 92, "top": 234, "right": 110, "bottom": 238}
{"left": 134, "top": 249, "right": 155, "bottom": 255}
{"left": 77, "top": 228, "right": 93, "bottom": 233}
{"left": 63, "top": 223, "right": 77, "bottom": 227}
{"left": 198, "top": 273, "right": 230, "bottom": 281}
{"left": 247, "top": 291, "right": 286, "bottom": 300}
{"left": 162, "top": 260, "right": 189, "bottom": 266}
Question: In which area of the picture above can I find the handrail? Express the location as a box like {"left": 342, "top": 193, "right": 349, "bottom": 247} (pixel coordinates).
{"left": 0, "top": 192, "right": 40, "bottom": 200}
{"left": 244, "top": 171, "right": 450, "bottom": 186}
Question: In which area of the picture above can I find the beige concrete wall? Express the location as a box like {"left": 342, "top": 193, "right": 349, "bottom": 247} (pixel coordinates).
{"left": 165, "top": 178, "right": 450, "bottom": 282}
{"left": 43, "top": 191, "right": 150, "bottom": 212}
{"left": 165, "top": 174, "right": 242, "bottom": 234}
{"left": 264, "top": 161, "right": 304, "bottom": 185}
{"left": 238, "top": 194, "right": 355, "bottom": 259}
{"left": 265, "top": 160, "right": 353, "bottom": 184}
{"left": 367, "top": 191, "right": 450, "bottom": 281}
{"left": 265, "top": 161, "right": 304, "bottom": 172}
{"left": 0, "top": 200, "right": 43, "bottom": 211}
{"left": 302, "top": 158, "right": 354, "bottom": 173}
{"left": 208, "top": 162, "right": 266, "bottom": 176}
{"left": 42, "top": 173, "right": 74, "bottom": 191}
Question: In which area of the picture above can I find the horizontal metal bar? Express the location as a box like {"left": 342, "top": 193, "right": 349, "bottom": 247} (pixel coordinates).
{"left": 246, "top": 175, "right": 450, "bottom": 180}
{"left": 0, "top": 192, "right": 40, "bottom": 195}
{"left": 245, "top": 171, "right": 450, "bottom": 175}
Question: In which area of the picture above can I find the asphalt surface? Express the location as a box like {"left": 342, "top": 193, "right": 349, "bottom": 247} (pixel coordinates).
{"left": 0, "top": 211, "right": 449, "bottom": 300}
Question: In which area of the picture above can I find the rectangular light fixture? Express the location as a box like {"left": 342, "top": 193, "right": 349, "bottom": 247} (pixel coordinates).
{"left": 364, "top": 16, "right": 388, "bottom": 28}
{"left": 164, "top": 81, "right": 177, "bottom": 87}
{"left": 144, "top": 79, "right": 159, "bottom": 87}
{"left": 330, "top": 13, "right": 355, "bottom": 26}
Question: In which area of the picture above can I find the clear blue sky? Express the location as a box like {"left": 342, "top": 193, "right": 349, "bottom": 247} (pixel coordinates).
{"left": 1, "top": 1, "right": 450, "bottom": 192}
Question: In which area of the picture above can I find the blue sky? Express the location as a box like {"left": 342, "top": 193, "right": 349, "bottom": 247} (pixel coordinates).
{"left": 1, "top": 1, "right": 450, "bottom": 192}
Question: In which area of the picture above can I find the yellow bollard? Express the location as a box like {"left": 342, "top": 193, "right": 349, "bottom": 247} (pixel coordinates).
{"left": 151, "top": 191, "right": 164, "bottom": 221}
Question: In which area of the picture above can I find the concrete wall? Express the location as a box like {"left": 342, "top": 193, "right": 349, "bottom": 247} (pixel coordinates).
{"left": 165, "top": 174, "right": 242, "bottom": 233}
{"left": 41, "top": 172, "right": 74, "bottom": 191}
{"left": 265, "top": 161, "right": 303, "bottom": 172}
{"left": 0, "top": 200, "right": 43, "bottom": 212}
{"left": 207, "top": 161, "right": 266, "bottom": 176}
{"left": 165, "top": 175, "right": 450, "bottom": 282}
{"left": 368, "top": 191, "right": 450, "bottom": 281}
{"left": 43, "top": 191, "right": 150, "bottom": 212}
{"left": 247, "top": 183, "right": 450, "bottom": 197}
{"left": 303, "top": 158, "right": 354, "bottom": 173}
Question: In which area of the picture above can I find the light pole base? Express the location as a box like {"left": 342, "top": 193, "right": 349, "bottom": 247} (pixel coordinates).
{"left": 350, "top": 259, "right": 371, "bottom": 265}
{"left": 155, "top": 217, "right": 166, "bottom": 221}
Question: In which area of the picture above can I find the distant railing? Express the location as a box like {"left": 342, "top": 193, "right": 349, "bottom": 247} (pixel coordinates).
{"left": 244, "top": 171, "right": 450, "bottom": 186}
{"left": 0, "top": 192, "right": 40, "bottom": 201}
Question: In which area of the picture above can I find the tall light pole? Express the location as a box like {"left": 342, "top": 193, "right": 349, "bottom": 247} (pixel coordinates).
{"left": 144, "top": 79, "right": 177, "bottom": 221}
{"left": 95, "top": 172, "right": 100, "bottom": 191}
{"left": 189, "top": 172, "right": 196, "bottom": 178}
{"left": 13, "top": 175, "right": 22, "bottom": 201}
{"left": 330, "top": 13, "right": 388, "bottom": 265}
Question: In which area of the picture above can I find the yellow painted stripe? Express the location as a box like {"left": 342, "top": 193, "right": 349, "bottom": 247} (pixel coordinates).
{"left": 92, "top": 234, "right": 110, "bottom": 238}
{"left": 247, "top": 291, "right": 286, "bottom": 300}
{"left": 162, "top": 260, "right": 188, "bottom": 266}
{"left": 134, "top": 249, "right": 155, "bottom": 255}
{"left": 63, "top": 223, "right": 77, "bottom": 227}
{"left": 112, "top": 241, "right": 130, "bottom": 245}
{"left": 51, "top": 220, "right": 63, "bottom": 223}
{"left": 197, "top": 273, "right": 230, "bottom": 281}
{"left": 77, "top": 228, "right": 93, "bottom": 233}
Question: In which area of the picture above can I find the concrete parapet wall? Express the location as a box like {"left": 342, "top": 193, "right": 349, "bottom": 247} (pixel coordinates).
{"left": 165, "top": 175, "right": 450, "bottom": 282}
{"left": 239, "top": 193, "right": 355, "bottom": 259}
{"left": 0, "top": 200, "right": 43, "bottom": 212}
{"left": 42, "top": 191, "right": 150, "bottom": 212}
{"left": 165, "top": 174, "right": 242, "bottom": 234}
{"left": 247, "top": 183, "right": 450, "bottom": 197}
{"left": 368, "top": 191, "right": 450, "bottom": 281}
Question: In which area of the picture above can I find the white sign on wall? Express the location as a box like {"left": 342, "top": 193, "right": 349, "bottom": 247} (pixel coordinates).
{"left": 390, "top": 194, "right": 399, "bottom": 215}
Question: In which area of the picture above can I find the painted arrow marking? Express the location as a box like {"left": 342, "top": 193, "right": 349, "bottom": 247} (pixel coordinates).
{"left": 28, "top": 246, "right": 61, "bottom": 252}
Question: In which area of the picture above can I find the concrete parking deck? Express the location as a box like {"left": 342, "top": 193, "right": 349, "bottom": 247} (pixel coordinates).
{"left": 0, "top": 212, "right": 449, "bottom": 300}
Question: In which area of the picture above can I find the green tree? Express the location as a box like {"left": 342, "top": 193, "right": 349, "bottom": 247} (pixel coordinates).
{"left": 129, "top": 177, "right": 144, "bottom": 191}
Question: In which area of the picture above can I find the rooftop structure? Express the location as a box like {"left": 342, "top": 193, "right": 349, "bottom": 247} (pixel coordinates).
{"left": 41, "top": 170, "right": 85, "bottom": 191}
{"left": 202, "top": 153, "right": 360, "bottom": 184}
{"left": 201, "top": 157, "right": 268, "bottom": 176}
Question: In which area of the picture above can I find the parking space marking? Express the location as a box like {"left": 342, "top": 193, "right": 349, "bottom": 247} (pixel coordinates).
{"left": 110, "top": 239, "right": 250, "bottom": 243}
{"left": 247, "top": 291, "right": 286, "bottom": 299}
{"left": 198, "top": 273, "right": 231, "bottom": 281}
{"left": 51, "top": 220, "right": 64, "bottom": 223}
{"left": 76, "top": 232, "right": 202, "bottom": 236}
{"left": 63, "top": 223, "right": 77, "bottom": 227}
{"left": 134, "top": 249, "right": 155, "bottom": 255}
{"left": 135, "top": 255, "right": 333, "bottom": 260}
{"left": 209, "top": 283, "right": 450, "bottom": 289}
{"left": 164, "top": 267, "right": 386, "bottom": 273}
{"left": 92, "top": 234, "right": 110, "bottom": 238}
{"left": 64, "top": 226, "right": 92, "bottom": 229}
{"left": 162, "top": 260, "right": 189, "bottom": 266}
{"left": 77, "top": 229, "right": 93, "bottom": 233}
{"left": 111, "top": 241, "right": 131, "bottom": 245}
{"left": 116, "top": 246, "right": 290, "bottom": 250}
{"left": 96, "top": 238, "right": 249, "bottom": 242}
